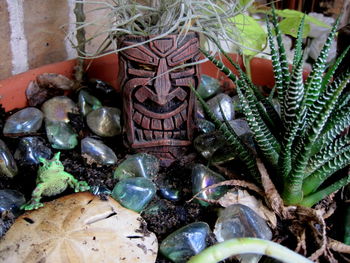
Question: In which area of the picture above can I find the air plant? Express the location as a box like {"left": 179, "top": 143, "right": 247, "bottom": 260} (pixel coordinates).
{"left": 71, "top": 0, "right": 252, "bottom": 58}
{"left": 194, "top": 9, "right": 350, "bottom": 207}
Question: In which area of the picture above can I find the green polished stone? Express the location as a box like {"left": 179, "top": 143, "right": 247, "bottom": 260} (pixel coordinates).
{"left": 195, "top": 119, "right": 216, "bottom": 134}
{"left": 111, "top": 177, "right": 156, "bottom": 212}
{"left": 78, "top": 89, "right": 102, "bottom": 116}
{"left": 160, "top": 222, "right": 211, "bottom": 263}
{"left": 86, "top": 107, "right": 121, "bottom": 137}
{"left": 197, "top": 75, "right": 221, "bottom": 100}
{"left": 192, "top": 164, "right": 227, "bottom": 206}
{"left": 45, "top": 121, "right": 78, "bottom": 150}
{"left": 113, "top": 153, "right": 159, "bottom": 180}
{"left": 193, "top": 131, "right": 226, "bottom": 159}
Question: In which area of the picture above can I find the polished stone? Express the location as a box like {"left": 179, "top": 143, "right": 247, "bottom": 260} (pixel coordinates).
{"left": 207, "top": 93, "right": 235, "bottom": 121}
{"left": 228, "top": 118, "right": 251, "bottom": 136}
{"left": 113, "top": 153, "right": 159, "bottom": 180}
{"left": 89, "top": 185, "right": 112, "bottom": 196}
{"left": 111, "top": 177, "right": 156, "bottom": 212}
{"left": 36, "top": 73, "right": 74, "bottom": 90}
{"left": 214, "top": 204, "right": 272, "bottom": 263}
{"left": 78, "top": 89, "right": 102, "bottom": 116}
{"left": 159, "top": 187, "right": 181, "bottom": 202}
{"left": 0, "top": 189, "right": 25, "bottom": 216}
{"left": 0, "top": 139, "right": 18, "bottom": 178}
{"left": 160, "top": 222, "right": 211, "bottom": 263}
{"left": 86, "top": 107, "right": 121, "bottom": 137}
{"left": 211, "top": 145, "right": 237, "bottom": 165}
{"left": 45, "top": 121, "right": 78, "bottom": 150}
{"left": 81, "top": 137, "right": 117, "bottom": 165}
{"left": 194, "top": 131, "right": 226, "bottom": 159}
{"left": 197, "top": 75, "right": 221, "bottom": 100}
{"left": 41, "top": 96, "right": 76, "bottom": 123}
{"left": 3, "top": 107, "right": 43, "bottom": 136}
{"left": 14, "top": 137, "right": 52, "bottom": 165}
{"left": 196, "top": 119, "right": 216, "bottom": 134}
{"left": 192, "top": 164, "right": 227, "bottom": 206}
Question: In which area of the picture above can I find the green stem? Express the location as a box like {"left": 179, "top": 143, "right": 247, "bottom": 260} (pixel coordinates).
{"left": 187, "top": 238, "right": 313, "bottom": 263}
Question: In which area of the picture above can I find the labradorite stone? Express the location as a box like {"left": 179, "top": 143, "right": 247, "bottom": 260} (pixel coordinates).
{"left": 197, "top": 74, "right": 221, "bottom": 99}
{"left": 41, "top": 96, "right": 76, "bottom": 123}
{"left": 14, "top": 136, "right": 52, "bottom": 165}
{"left": 3, "top": 107, "right": 43, "bottom": 136}
{"left": 86, "top": 107, "right": 121, "bottom": 137}
{"left": 191, "top": 164, "right": 227, "bottom": 206}
{"left": 90, "top": 185, "right": 112, "bottom": 196}
{"left": 159, "top": 187, "right": 181, "bottom": 201}
{"left": 113, "top": 153, "right": 159, "bottom": 180}
{"left": 45, "top": 121, "right": 78, "bottom": 150}
{"left": 214, "top": 204, "right": 272, "bottom": 263}
{"left": 78, "top": 89, "right": 102, "bottom": 116}
{"left": 193, "top": 131, "right": 226, "bottom": 159}
{"left": 81, "top": 137, "right": 117, "bottom": 165}
{"left": 160, "top": 222, "right": 211, "bottom": 263}
{"left": 111, "top": 177, "right": 156, "bottom": 212}
{"left": 207, "top": 93, "right": 235, "bottom": 121}
{"left": 0, "top": 139, "right": 18, "bottom": 178}
{"left": 195, "top": 119, "right": 216, "bottom": 134}
{"left": 0, "top": 189, "right": 25, "bottom": 216}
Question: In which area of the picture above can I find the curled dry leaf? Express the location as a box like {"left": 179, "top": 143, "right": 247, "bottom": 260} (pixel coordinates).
{"left": 0, "top": 192, "right": 158, "bottom": 263}
{"left": 218, "top": 189, "right": 277, "bottom": 228}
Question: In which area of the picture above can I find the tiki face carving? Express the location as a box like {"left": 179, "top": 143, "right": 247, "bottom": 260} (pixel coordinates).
{"left": 119, "top": 33, "right": 200, "bottom": 164}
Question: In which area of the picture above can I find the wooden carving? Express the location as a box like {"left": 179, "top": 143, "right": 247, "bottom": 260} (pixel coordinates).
{"left": 119, "top": 33, "right": 200, "bottom": 165}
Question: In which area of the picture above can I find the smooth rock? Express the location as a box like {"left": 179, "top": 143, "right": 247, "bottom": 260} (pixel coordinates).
{"left": 214, "top": 204, "right": 272, "bottom": 263}
{"left": 0, "top": 139, "right": 18, "bottom": 178}
{"left": 26, "top": 80, "right": 64, "bottom": 107}
{"left": 197, "top": 75, "right": 221, "bottom": 100}
{"left": 196, "top": 119, "right": 216, "bottom": 134}
{"left": 14, "top": 137, "right": 52, "bottom": 165}
{"left": 207, "top": 93, "right": 235, "bottom": 121}
{"left": 113, "top": 153, "right": 159, "bottom": 180}
{"left": 78, "top": 89, "right": 102, "bottom": 116}
{"left": 86, "top": 107, "right": 121, "bottom": 137}
{"left": 88, "top": 79, "right": 116, "bottom": 95}
{"left": 81, "top": 137, "right": 117, "bottom": 165}
{"left": 0, "top": 189, "right": 25, "bottom": 216}
{"left": 3, "top": 107, "right": 43, "bottom": 136}
{"left": 159, "top": 187, "right": 181, "bottom": 202}
{"left": 194, "top": 131, "right": 226, "bottom": 159}
{"left": 45, "top": 121, "right": 78, "bottom": 150}
{"left": 228, "top": 118, "right": 251, "bottom": 136}
{"left": 211, "top": 145, "right": 237, "bottom": 165}
{"left": 160, "top": 222, "right": 211, "bottom": 263}
{"left": 41, "top": 96, "right": 76, "bottom": 123}
{"left": 112, "top": 177, "right": 156, "bottom": 212}
{"left": 142, "top": 200, "right": 168, "bottom": 216}
{"left": 192, "top": 164, "right": 227, "bottom": 206}
{"left": 89, "top": 185, "right": 112, "bottom": 196}
{"left": 36, "top": 73, "right": 74, "bottom": 90}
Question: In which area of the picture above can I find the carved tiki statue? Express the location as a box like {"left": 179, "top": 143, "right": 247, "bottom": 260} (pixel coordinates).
{"left": 119, "top": 33, "right": 200, "bottom": 165}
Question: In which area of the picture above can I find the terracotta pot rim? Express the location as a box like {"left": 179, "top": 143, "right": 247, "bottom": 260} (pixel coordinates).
{"left": 118, "top": 31, "right": 199, "bottom": 41}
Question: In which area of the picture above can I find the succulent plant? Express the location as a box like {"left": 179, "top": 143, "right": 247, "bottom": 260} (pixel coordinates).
{"left": 195, "top": 9, "right": 350, "bottom": 207}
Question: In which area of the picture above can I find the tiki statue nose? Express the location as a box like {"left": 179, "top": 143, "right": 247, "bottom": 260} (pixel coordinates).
{"left": 154, "top": 58, "right": 171, "bottom": 106}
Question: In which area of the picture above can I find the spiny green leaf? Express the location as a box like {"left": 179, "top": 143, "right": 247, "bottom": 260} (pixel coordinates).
{"left": 292, "top": 15, "right": 305, "bottom": 71}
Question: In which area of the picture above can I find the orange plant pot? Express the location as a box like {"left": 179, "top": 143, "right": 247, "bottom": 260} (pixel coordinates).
{"left": 0, "top": 54, "right": 275, "bottom": 112}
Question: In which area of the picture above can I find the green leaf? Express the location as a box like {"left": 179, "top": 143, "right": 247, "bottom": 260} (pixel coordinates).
{"left": 279, "top": 17, "right": 310, "bottom": 38}
{"left": 274, "top": 9, "right": 330, "bottom": 28}
{"left": 230, "top": 14, "right": 267, "bottom": 56}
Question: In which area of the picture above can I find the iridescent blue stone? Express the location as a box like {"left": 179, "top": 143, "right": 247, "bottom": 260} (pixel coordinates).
{"left": 86, "top": 107, "right": 121, "bottom": 137}
{"left": 78, "top": 89, "right": 102, "bottom": 116}
{"left": 45, "top": 121, "right": 78, "bottom": 150}
{"left": 159, "top": 187, "right": 181, "bottom": 201}
{"left": 113, "top": 153, "right": 159, "bottom": 180}
{"left": 81, "top": 137, "right": 117, "bottom": 165}
{"left": 41, "top": 96, "right": 76, "bottom": 123}
{"left": 207, "top": 93, "right": 235, "bottom": 121}
{"left": 191, "top": 164, "right": 227, "bottom": 206}
{"left": 160, "top": 222, "right": 211, "bottom": 263}
{"left": 111, "top": 177, "right": 156, "bottom": 212}
{"left": 0, "top": 189, "right": 25, "bottom": 216}
{"left": 90, "top": 185, "right": 112, "bottom": 196}
{"left": 195, "top": 119, "right": 216, "bottom": 134}
{"left": 214, "top": 204, "right": 272, "bottom": 263}
{"left": 14, "top": 136, "right": 52, "bottom": 165}
{"left": 197, "top": 75, "right": 221, "bottom": 100}
{"left": 0, "top": 139, "right": 18, "bottom": 178}
{"left": 3, "top": 107, "right": 43, "bottom": 136}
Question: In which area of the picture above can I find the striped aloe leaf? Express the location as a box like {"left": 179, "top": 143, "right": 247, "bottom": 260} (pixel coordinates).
{"left": 292, "top": 15, "right": 305, "bottom": 72}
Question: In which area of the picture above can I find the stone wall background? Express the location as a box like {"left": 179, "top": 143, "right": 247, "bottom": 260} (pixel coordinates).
{"left": 0, "top": 0, "right": 349, "bottom": 80}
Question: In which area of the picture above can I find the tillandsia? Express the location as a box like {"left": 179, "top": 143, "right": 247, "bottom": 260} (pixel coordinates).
{"left": 69, "top": 0, "right": 252, "bottom": 59}
{"left": 194, "top": 9, "right": 350, "bottom": 207}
